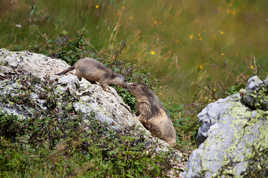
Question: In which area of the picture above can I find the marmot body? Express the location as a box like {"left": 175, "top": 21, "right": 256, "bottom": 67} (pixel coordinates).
{"left": 126, "top": 83, "right": 176, "bottom": 147}
{"left": 57, "top": 58, "right": 125, "bottom": 90}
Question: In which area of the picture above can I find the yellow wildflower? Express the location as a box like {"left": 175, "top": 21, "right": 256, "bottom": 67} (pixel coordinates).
{"left": 189, "top": 34, "right": 194, "bottom": 40}
{"left": 213, "top": 88, "right": 217, "bottom": 92}
{"left": 232, "top": 9, "right": 236, "bottom": 16}
{"left": 219, "top": 31, "right": 224, "bottom": 35}
{"left": 150, "top": 50, "right": 156, "bottom": 55}
{"left": 221, "top": 53, "right": 224, "bottom": 56}
{"left": 96, "top": 4, "right": 100, "bottom": 9}
{"left": 250, "top": 65, "right": 254, "bottom": 70}
{"left": 198, "top": 33, "right": 202, "bottom": 40}
{"left": 199, "top": 64, "right": 203, "bottom": 70}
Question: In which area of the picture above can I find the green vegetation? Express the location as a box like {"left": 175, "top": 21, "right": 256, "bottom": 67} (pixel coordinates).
{"left": 0, "top": 73, "right": 173, "bottom": 177}
{"left": 0, "top": 111, "right": 172, "bottom": 177}
{"left": 0, "top": 0, "right": 267, "bottom": 175}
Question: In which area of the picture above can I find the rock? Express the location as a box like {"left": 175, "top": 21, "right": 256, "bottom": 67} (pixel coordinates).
{"left": 195, "top": 93, "right": 241, "bottom": 145}
{"left": 241, "top": 75, "right": 268, "bottom": 110}
{"left": 182, "top": 76, "right": 268, "bottom": 178}
{"left": 0, "top": 49, "right": 182, "bottom": 177}
{"left": 264, "top": 75, "right": 268, "bottom": 87}
{"left": 0, "top": 48, "right": 135, "bottom": 130}
{"left": 246, "top": 76, "right": 263, "bottom": 91}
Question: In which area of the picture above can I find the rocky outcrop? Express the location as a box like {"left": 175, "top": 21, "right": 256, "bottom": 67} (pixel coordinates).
{"left": 0, "top": 48, "right": 135, "bottom": 130}
{"left": 0, "top": 49, "right": 182, "bottom": 176}
{"left": 182, "top": 75, "right": 268, "bottom": 178}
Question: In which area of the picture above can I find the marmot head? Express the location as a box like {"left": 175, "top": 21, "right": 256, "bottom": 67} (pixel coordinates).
{"left": 111, "top": 73, "right": 125, "bottom": 86}
{"left": 125, "top": 82, "right": 163, "bottom": 117}
{"left": 125, "top": 83, "right": 146, "bottom": 96}
{"left": 125, "top": 83, "right": 157, "bottom": 101}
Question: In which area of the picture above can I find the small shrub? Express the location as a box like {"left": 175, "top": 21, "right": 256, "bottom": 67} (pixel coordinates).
{"left": 34, "top": 28, "right": 97, "bottom": 65}
{"left": 115, "top": 86, "right": 136, "bottom": 112}
{"left": 225, "top": 83, "right": 245, "bottom": 95}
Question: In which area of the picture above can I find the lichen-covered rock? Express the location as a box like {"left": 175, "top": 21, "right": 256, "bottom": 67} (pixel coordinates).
{"left": 182, "top": 76, "right": 268, "bottom": 178}
{"left": 0, "top": 49, "right": 182, "bottom": 177}
{"left": 0, "top": 48, "right": 135, "bottom": 130}
{"left": 241, "top": 75, "right": 268, "bottom": 110}
{"left": 264, "top": 75, "right": 268, "bottom": 87}
{"left": 246, "top": 75, "right": 263, "bottom": 91}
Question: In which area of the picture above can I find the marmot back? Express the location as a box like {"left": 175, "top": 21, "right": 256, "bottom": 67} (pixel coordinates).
{"left": 126, "top": 83, "right": 176, "bottom": 147}
{"left": 56, "top": 58, "right": 126, "bottom": 90}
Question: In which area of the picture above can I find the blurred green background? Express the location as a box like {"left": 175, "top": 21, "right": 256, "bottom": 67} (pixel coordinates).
{"left": 0, "top": 0, "right": 267, "bottom": 103}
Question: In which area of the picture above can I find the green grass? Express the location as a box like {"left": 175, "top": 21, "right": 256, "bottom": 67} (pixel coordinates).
{"left": 0, "top": 112, "right": 171, "bottom": 177}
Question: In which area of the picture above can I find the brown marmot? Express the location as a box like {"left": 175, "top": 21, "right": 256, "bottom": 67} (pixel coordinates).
{"left": 125, "top": 83, "right": 176, "bottom": 147}
{"left": 56, "top": 58, "right": 126, "bottom": 91}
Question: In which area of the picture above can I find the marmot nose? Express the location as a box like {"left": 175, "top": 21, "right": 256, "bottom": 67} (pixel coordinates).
{"left": 125, "top": 83, "right": 133, "bottom": 90}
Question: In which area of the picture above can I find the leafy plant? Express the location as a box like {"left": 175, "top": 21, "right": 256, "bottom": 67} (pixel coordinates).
{"left": 225, "top": 83, "right": 245, "bottom": 95}
{"left": 115, "top": 86, "right": 136, "bottom": 112}
{"left": 35, "top": 29, "right": 97, "bottom": 65}
{"left": 163, "top": 102, "right": 199, "bottom": 150}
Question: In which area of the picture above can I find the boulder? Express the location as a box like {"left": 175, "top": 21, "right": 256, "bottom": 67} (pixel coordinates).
{"left": 182, "top": 76, "right": 268, "bottom": 177}
{"left": 241, "top": 76, "right": 268, "bottom": 110}
{"left": 0, "top": 48, "right": 135, "bottom": 130}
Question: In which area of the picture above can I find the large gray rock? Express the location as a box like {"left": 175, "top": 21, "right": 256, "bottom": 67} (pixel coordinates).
{"left": 182, "top": 76, "right": 268, "bottom": 177}
{"left": 0, "top": 48, "right": 135, "bottom": 130}
{"left": 0, "top": 49, "right": 182, "bottom": 177}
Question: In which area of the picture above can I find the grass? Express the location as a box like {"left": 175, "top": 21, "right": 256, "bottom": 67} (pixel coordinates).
{"left": 0, "top": 0, "right": 267, "bottom": 165}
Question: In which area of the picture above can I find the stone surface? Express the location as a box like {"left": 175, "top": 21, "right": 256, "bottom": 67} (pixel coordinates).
{"left": 0, "top": 48, "right": 135, "bottom": 130}
{"left": 246, "top": 75, "right": 263, "bottom": 91}
{"left": 182, "top": 76, "right": 268, "bottom": 178}
{"left": 241, "top": 75, "right": 268, "bottom": 111}
{"left": 0, "top": 49, "right": 182, "bottom": 177}
{"left": 264, "top": 75, "right": 268, "bottom": 87}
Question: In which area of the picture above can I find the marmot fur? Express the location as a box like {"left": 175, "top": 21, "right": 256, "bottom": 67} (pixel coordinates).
{"left": 126, "top": 83, "right": 176, "bottom": 147}
{"left": 56, "top": 58, "right": 125, "bottom": 90}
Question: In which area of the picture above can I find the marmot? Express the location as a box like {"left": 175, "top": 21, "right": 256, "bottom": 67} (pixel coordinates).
{"left": 56, "top": 58, "right": 126, "bottom": 91}
{"left": 125, "top": 83, "right": 176, "bottom": 147}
